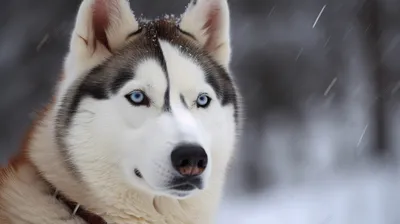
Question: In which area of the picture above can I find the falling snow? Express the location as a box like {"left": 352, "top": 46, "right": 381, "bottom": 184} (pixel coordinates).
{"left": 267, "top": 5, "right": 276, "bottom": 19}
{"left": 357, "top": 124, "right": 369, "bottom": 148}
{"left": 324, "top": 77, "right": 337, "bottom": 96}
{"left": 312, "top": 5, "right": 326, "bottom": 28}
{"left": 295, "top": 47, "right": 304, "bottom": 61}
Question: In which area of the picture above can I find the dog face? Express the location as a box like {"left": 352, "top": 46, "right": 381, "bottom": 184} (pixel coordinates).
{"left": 56, "top": 0, "right": 239, "bottom": 199}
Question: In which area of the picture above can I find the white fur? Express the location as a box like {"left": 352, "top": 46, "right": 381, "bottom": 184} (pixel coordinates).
{"left": 1, "top": 0, "right": 236, "bottom": 223}
{"left": 64, "top": 0, "right": 138, "bottom": 78}
{"left": 180, "top": 0, "right": 231, "bottom": 68}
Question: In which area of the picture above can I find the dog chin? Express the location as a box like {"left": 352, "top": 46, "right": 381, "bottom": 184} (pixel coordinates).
{"left": 156, "top": 182, "right": 204, "bottom": 199}
{"left": 138, "top": 184, "right": 199, "bottom": 199}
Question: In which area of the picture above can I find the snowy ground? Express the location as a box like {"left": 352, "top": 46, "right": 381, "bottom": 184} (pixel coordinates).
{"left": 217, "top": 168, "right": 400, "bottom": 224}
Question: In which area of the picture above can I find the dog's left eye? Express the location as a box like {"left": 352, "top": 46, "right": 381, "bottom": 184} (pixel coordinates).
{"left": 196, "top": 93, "right": 211, "bottom": 108}
{"left": 125, "top": 90, "right": 150, "bottom": 107}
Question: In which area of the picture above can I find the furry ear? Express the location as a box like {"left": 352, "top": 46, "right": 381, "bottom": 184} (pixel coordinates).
{"left": 65, "top": 0, "right": 139, "bottom": 75}
{"left": 179, "top": 0, "right": 231, "bottom": 68}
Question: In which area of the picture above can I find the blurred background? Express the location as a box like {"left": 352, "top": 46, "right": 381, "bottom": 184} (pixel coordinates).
{"left": 1, "top": 0, "right": 400, "bottom": 223}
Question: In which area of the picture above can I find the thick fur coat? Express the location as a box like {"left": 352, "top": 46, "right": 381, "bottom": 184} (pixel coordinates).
{"left": 0, "top": 0, "right": 241, "bottom": 223}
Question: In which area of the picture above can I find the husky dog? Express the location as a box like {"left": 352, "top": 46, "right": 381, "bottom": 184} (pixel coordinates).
{"left": 0, "top": 0, "right": 241, "bottom": 223}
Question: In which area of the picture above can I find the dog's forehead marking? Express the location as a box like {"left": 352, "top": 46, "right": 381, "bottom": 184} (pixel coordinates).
{"left": 128, "top": 39, "right": 208, "bottom": 111}
{"left": 158, "top": 40, "right": 209, "bottom": 96}
{"left": 132, "top": 59, "right": 168, "bottom": 106}
{"left": 134, "top": 59, "right": 167, "bottom": 89}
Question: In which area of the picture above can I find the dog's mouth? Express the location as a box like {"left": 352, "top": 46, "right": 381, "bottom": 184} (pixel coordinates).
{"left": 168, "top": 177, "right": 203, "bottom": 191}
{"left": 133, "top": 168, "right": 203, "bottom": 198}
{"left": 170, "top": 183, "right": 196, "bottom": 191}
{"left": 166, "top": 182, "right": 200, "bottom": 198}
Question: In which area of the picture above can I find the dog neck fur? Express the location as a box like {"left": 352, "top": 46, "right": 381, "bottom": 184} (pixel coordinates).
{"left": 23, "top": 0, "right": 234, "bottom": 223}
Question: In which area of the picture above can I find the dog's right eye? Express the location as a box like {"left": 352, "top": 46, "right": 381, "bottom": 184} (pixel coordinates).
{"left": 125, "top": 90, "right": 150, "bottom": 107}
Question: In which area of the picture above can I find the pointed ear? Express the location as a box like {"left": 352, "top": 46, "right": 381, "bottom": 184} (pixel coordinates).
{"left": 179, "top": 0, "right": 231, "bottom": 68}
{"left": 66, "top": 0, "right": 139, "bottom": 74}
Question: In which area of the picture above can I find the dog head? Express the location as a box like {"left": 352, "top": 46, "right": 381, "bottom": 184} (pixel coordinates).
{"left": 56, "top": 0, "right": 239, "bottom": 199}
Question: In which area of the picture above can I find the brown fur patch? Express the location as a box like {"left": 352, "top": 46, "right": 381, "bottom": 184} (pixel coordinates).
{"left": 0, "top": 215, "right": 11, "bottom": 224}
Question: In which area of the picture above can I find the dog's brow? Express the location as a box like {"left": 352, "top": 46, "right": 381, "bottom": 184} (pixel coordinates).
{"left": 126, "top": 27, "right": 143, "bottom": 40}
{"left": 177, "top": 27, "right": 197, "bottom": 41}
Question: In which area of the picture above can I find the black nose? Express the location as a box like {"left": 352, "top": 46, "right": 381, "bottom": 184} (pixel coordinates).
{"left": 171, "top": 144, "right": 208, "bottom": 177}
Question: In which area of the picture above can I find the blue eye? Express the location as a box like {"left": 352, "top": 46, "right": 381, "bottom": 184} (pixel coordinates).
{"left": 125, "top": 90, "right": 149, "bottom": 106}
{"left": 196, "top": 93, "right": 211, "bottom": 108}
{"left": 130, "top": 91, "right": 144, "bottom": 103}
